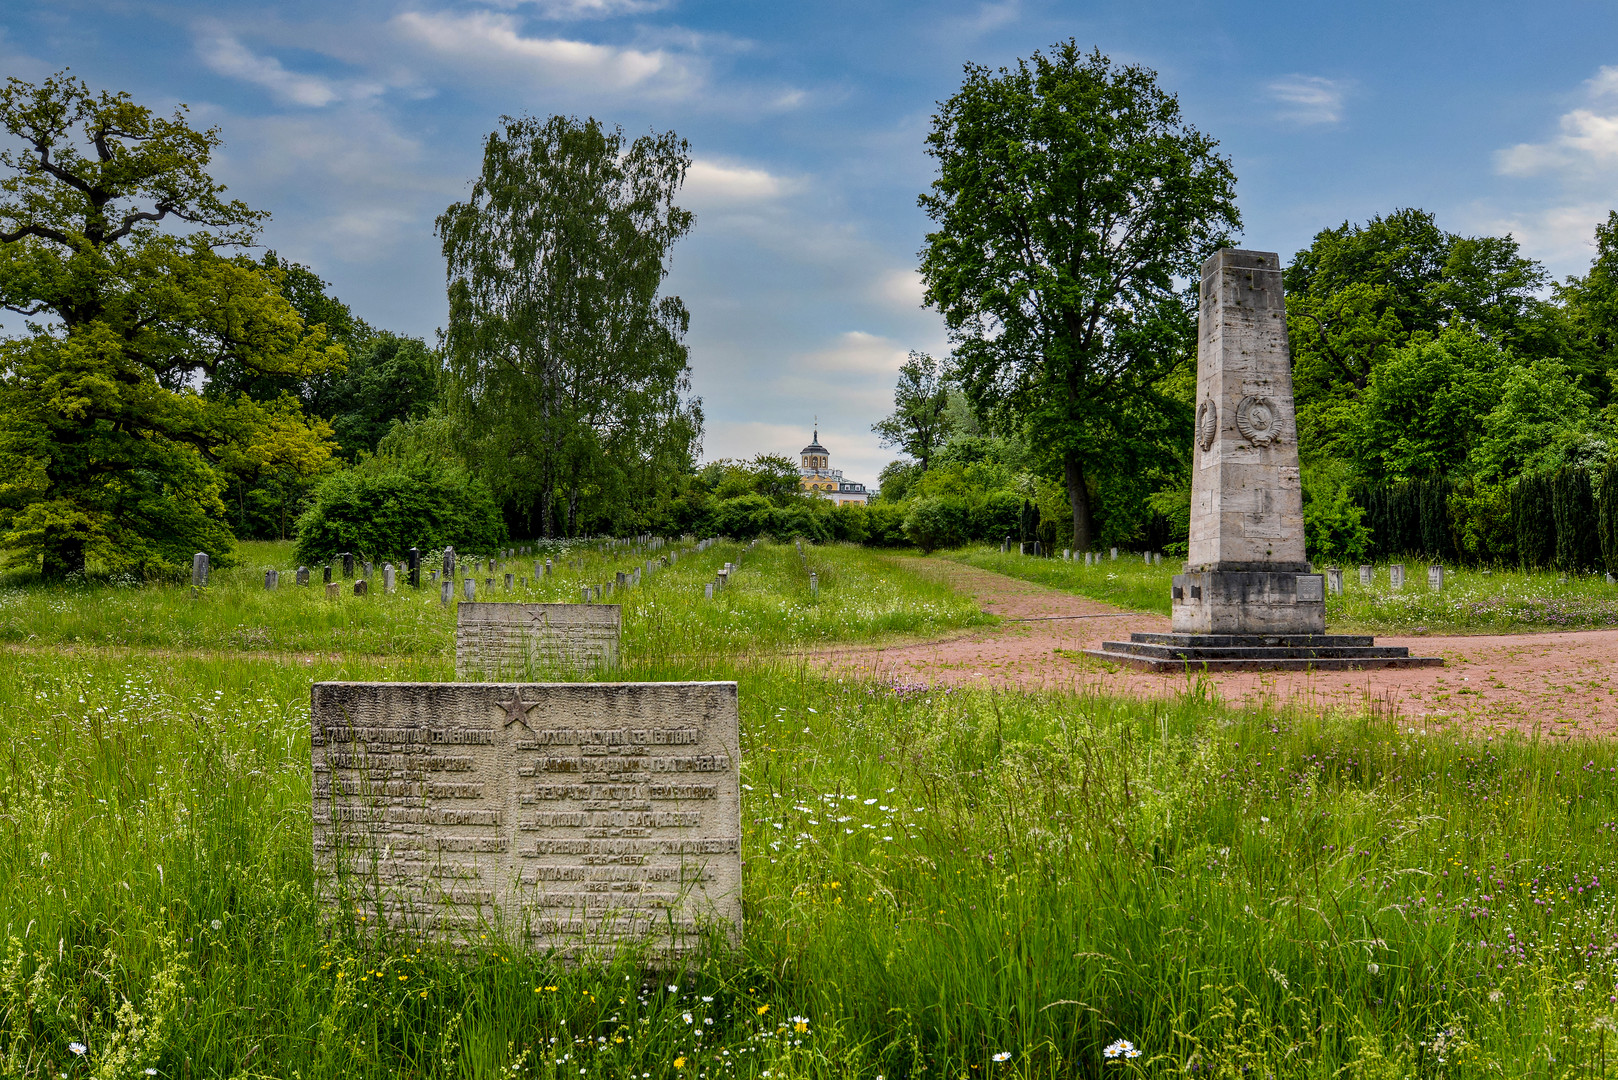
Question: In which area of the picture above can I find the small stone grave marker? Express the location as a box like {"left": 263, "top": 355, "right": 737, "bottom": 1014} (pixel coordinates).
{"left": 455, "top": 602, "right": 621, "bottom": 679}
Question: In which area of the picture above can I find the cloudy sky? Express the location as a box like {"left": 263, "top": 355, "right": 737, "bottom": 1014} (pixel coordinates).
{"left": 5, "top": 0, "right": 1618, "bottom": 485}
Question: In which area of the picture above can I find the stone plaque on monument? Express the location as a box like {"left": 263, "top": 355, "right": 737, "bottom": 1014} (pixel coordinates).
{"left": 312, "top": 681, "right": 741, "bottom": 955}
{"left": 456, "top": 602, "right": 621, "bottom": 680}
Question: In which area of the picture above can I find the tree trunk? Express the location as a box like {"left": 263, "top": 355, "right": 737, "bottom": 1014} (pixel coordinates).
{"left": 567, "top": 488, "right": 580, "bottom": 538}
{"left": 539, "top": 482, "right": 555, "bottom": 539}
{"left": 1063, "top": 453, "right": 1093, "bottom": 551}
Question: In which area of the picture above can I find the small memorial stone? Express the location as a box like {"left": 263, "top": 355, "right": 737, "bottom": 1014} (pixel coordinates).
{"left": 464, "top": 579, "right": 476, "bottom": 601}
{"left": 265, "top": 569, "right": 278, "bottom": 590}
{"left": 1428, "top": 564, "right": 1444, "bottom": 591}
{"left": 705, "top": 583, "right": 714, "bottom": 599}
{"left": 443, "top": 547, "right": 456, "bottom": 580}
{"left": 1327, "top": 567, "right": 1343, "bottom": 595}
{"left": 384, "top": 564, "right": 396, "bottom": 594}
{"left": 1359, "top": 565, "right": 1372, "bottom": 586}
{"left": 455, "top": 602, "right": 621, "bottom": 678}
{"left": 343, "top": 553, "right": 355, "bottom": 579}
{"left": 323, "top": 564, "right": 332, "bottom": 584}
{"left": 504, "top": 573, "right": 513, "bottom": 590}
{"left": 297, "top": 566, "right": 310, "bottom": 586}
{"left": 1110, "top": 547, "right": 1118, "bottom": 560}
{"left": 354, "top": 579, "right": 368, "bottom": 597}
{"left": 408, "top": 547, "right": 421, "bottom": 588}
{"left": 326, "top": 582, "right": 339, "bottom": 600}
{"left": 1390, "top": 564, "right": 1405, "bottom": 590}
{"left": 191, "top": 552, "right": 209, "bottom": 587}
{"left": 441, "top": 580, "right": 453, "bottom": 605}
{"left": 312, "top": 681, "right": 741, "bottom": 955}
{"left": 582, "top": 586, "right": 591, "bottom": 604}
{"left": 809, "top": 572, "right": 818, "bottom": 598}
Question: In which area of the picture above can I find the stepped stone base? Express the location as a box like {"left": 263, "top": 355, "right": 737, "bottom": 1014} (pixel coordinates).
{"left": 1083, "top": 632, "right": 1444, "bottom": 672}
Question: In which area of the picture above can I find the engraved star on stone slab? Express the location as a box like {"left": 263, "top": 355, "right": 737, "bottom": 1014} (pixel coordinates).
{"left": 499, "top": 692, "right": 535, "bottom": 731}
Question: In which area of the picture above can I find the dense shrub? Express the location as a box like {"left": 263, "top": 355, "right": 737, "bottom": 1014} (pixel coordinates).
{"left": 973, "top": 490, "right": 1022, "bottom": 545}
{"left": 864, "top": 503, "right": 907, "bottom": 547}
{"left": 767, "top": 505, "right": 832, "bottom": 544}
{"left": 828, "top": 503, "right": 869, "bottom": 544}
{"left": 1513, "top": 473, "right": 1557, "bottom": 570}
{"left": 710, "top": 494, "right": 772, "bottom": 539}
{"left": 903, "top": 497, "right": 969, "bottom": 554}
{"left": 1552, "top": 468, "right": 1601, "bottom": 573}
{"left": 293, "top": 461, "right": 505, "bottom": 564}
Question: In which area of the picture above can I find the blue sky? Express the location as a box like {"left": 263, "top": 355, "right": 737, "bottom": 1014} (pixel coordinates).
{"left": 5, "top": 0, "right": 1618, "bottom": 485}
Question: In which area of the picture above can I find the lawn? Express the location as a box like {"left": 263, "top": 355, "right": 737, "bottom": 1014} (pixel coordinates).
{"left": 946, "top": 544, "right": 1618, "bottom": 634}
{"left": 5, "top": 542, "right": 1618, "bottom": 1076}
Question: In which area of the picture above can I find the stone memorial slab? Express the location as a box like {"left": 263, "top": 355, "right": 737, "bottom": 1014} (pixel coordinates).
{"left": 191, "top": 552, "right": 209, "bottom": 587}
{"left": 265, "top": 569, "right": 279, "bottom": 590}
{"left": 326, "top": 582, "right": 339, "bottom": 600}
{"left": 354, "top": 580, "right": 368, "bottom": 597}
{"left": 456, "top": 602, "right": 621, "bottom": 680}
{"left": 312, "top": 681, "right": 741, "bottom": 955}
{"left": 1390, "top": 564, "right": 1405, "bottom": 590}
{"left": 1327, "top": 567, "right": 1343, "bottom": 595}
{"left": 1428, "top": 564, "right": 1444, "bottom": 591}
{"left": 384, "top": 564, "right": 396, "bottom": 594}
{"left": 297, "top": 566, "right": 310, "bottom": 587}
{"left": 1359, "top": 565, "right": 1372, "bottom": 587}
{"left": 409, "top": 547, "right": 421, "bottom": 589}
{"left": 343, "top": 553, "right": 355, "bottom": 579}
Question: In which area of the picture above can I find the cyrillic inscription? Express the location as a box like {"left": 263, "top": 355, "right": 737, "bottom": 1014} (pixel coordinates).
{"left": 454, "top": 603, "right": 620, "bottom": 679}
{"left": 312, "top": 681, "right": 741, "bottom": 956}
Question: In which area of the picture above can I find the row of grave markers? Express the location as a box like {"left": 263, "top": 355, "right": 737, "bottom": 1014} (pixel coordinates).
{"left": 998, "top": 540, "right": 1163, "bottom": 566}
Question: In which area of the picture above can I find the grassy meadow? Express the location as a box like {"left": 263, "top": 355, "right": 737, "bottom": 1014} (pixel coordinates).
{"left": 947, "top": 544, "right": 1618, "bottom": 634}
{"left": 0, "top": 540, "right": 988, "bottom": 660}
{"left": 8, "top": 541, "right": 1618, "bottom": 1075}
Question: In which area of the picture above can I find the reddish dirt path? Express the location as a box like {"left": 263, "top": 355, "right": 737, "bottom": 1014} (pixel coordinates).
{"left": 824, "top": 559, "right": 1618, "bottom": 737}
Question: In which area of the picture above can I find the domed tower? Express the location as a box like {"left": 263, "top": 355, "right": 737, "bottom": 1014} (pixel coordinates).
{"left": 796, "top": 424, "right": 869, "bottom": 504}
{"left": 800, "top": 428, "right": 829, "bottom": 473}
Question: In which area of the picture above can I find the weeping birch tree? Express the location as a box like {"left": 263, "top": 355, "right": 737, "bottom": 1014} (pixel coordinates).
{"left": 436, "top": 115, "right": 701, "bottom": 537}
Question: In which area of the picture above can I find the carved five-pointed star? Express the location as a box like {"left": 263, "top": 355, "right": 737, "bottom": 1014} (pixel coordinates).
{"left": 499, "top": 693, "right": 535, "bottom": 731}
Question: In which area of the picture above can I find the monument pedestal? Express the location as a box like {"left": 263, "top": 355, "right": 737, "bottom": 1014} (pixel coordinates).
{"left": 1170, "top": 569, "right": 1323, "bottom": 635}
{"left": 1084, "top": 631, "right": 1442, "bottom": 671}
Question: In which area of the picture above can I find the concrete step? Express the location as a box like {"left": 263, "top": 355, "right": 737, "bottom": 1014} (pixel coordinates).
{"left": 1100, "top": 641, "right": 1416, "bottom": 661}
{"left": 1082, "top": 648, "right": 1444, "bottom": 672}
{"left": 1129, "top": 632, "right": 1375, "bottom": 648}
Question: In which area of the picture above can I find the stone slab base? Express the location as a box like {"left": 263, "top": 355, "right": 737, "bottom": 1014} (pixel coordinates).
{"left": 1172, "top": 570, "right": 1325, "bottom": 635}
{"left": 1083, "top": 632, "right": 1443, "bottom": 672}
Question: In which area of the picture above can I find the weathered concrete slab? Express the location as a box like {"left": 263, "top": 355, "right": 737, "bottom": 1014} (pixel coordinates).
{"left": 455, "top": 602, "right": 620, "bottom": 680}
{"left": 312, "top": 681, "right": 741, "bottom": 956}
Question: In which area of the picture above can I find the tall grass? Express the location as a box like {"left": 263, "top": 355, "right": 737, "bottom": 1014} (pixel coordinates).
{"left": 948, "top": 545, "right": 1618, "bottom": 634}
{"left": 0, "top": 540, "right": 987, "bottom": 658}
{"left": 6, "top": 627, "right": 1618, "bottom": 1076}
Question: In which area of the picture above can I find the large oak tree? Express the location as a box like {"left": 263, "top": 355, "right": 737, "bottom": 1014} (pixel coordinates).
{"left": 918, "top": 43, "right": 1239, "bottom": 549}
{"left": 0, "top": 73, "right": 340, "bottom": 576}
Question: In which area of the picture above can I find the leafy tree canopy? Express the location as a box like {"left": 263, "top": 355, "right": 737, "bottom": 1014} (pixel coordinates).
{"left": 0, "top": 72, "right": 341, "bottom": 577}
{"left": 919, "top": 42, "right": 1239, "bottom": 549}
{"left": 872, "top": 351, "right": 949, "bottom": 471}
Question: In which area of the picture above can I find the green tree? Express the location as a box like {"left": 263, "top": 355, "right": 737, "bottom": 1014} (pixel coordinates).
{"left": 872, "top": 351, "right": 950, "bottom": 471}
{"left": 437, "top": 114, "right": 701, "bottom": 538}
{"left": 1285, "top": 209, "right": 1562, "bottom": 458}
{"left": 1473, "top": 359, "right": 1603, "bottom": 482}
{"left": 919, "top": 43, "right": 1239, "bottom": 550}
{"left": 0, "top": 73, "right": 340, "bottom": 577}
{"left": 1346, "top": 329, "right": 1506, "bottom": 482}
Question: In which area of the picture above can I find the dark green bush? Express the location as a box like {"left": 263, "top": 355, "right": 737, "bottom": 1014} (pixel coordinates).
{"left": 1513, "top": 473, "right": 1557, "bottom": 570}
{"left": 973, "top": 490, "right": 1022, "bottom": 544}
{"left": 1551, "top": 468, "right": 1601, "bottom": 572}
{"left": 863, "top": 503, "right": 907, "bottom": 547}
{"left": 903, "top": 497, "right": 969, "bottom": 554}
{"left": 293, "top": 461, "right": 505, "bottom": 564}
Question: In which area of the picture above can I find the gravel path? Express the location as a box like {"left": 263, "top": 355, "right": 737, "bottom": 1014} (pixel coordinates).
{"left": 825, "top": 558, "right": 1618, "bottom": 737}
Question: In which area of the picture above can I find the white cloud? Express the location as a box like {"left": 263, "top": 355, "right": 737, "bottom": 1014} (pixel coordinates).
{"left": 1479, "top": 65, "right": 1618, "bottom": 276}
{"left": 393, "top": 10, "right": 696, "bottom": 96}
{"left": 683, "top": 158, "right": 797, "bottom": 205}
{"left": 479, "top": 0, "right": 672, "bottom": 16}
{"left": 1266, "top": 75, "right": 1347, "bottom": 126}
{"left": 1498, "top": 66, "right": 1618, "bottom": 178}
{"left": 195, "top": 28, "right": 382, "bottom": 108}
{"left": 875, "top": 268, "right": 927, "bottom": 312}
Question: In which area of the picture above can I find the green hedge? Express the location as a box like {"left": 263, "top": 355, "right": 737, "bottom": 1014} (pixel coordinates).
{"left": 293, "top": 461, "right": 506, "bottom": 565}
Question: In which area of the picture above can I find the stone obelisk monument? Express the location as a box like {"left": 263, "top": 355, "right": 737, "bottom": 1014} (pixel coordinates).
{"left": 1084, "top": 248, "right": 1441, "bottom": 670}
{"left": 1174, "top": 248, "right": 1321, "bottom": 633}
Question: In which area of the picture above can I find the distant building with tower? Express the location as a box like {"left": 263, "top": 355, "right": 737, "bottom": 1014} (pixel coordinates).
{"left": 798, "top": 427, "right": 869, "bottom": 506}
